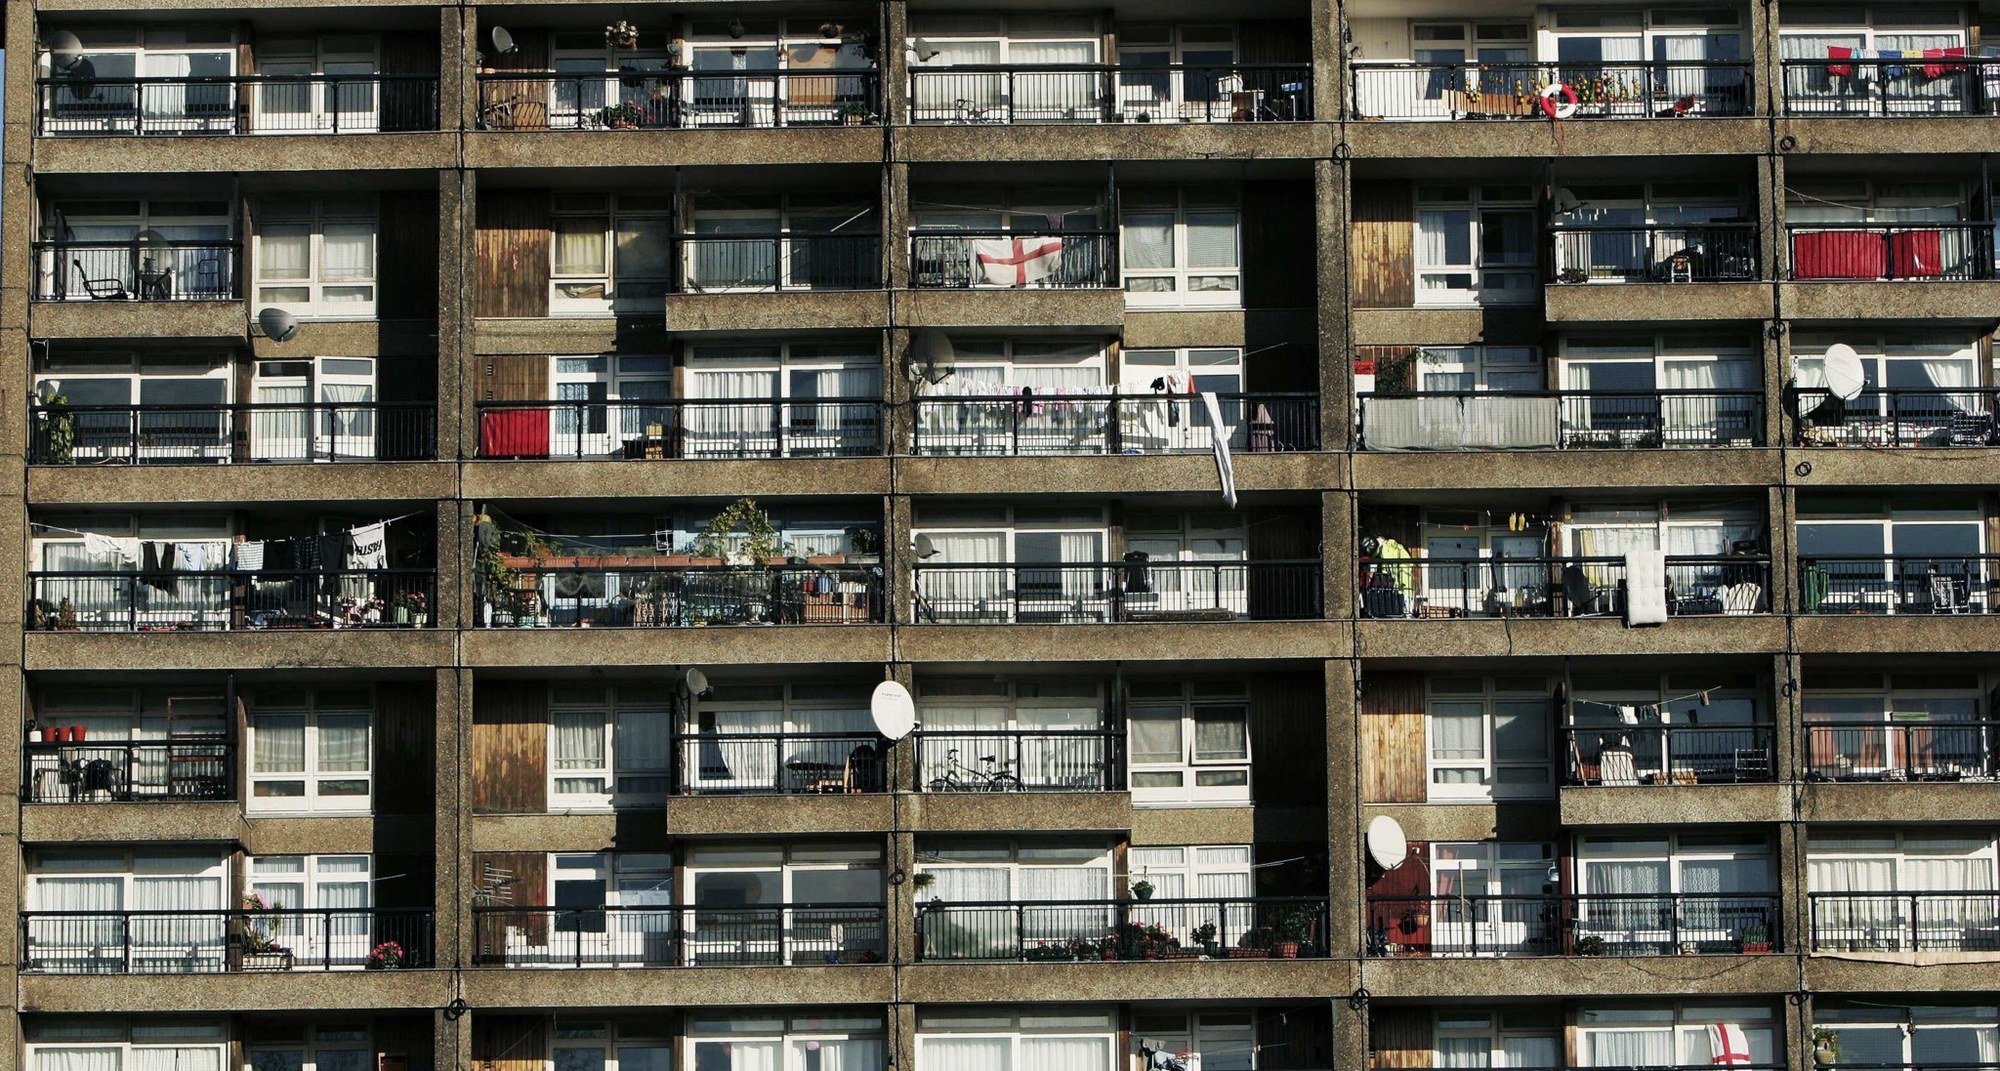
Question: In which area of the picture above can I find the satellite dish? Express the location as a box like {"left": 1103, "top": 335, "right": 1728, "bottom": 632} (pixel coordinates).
{"left": 913, "top": 533, "right": 938, "bottom": 559}
{"left": 1822, "top": 343, "right": 1866, "bottom": 402}
{"left": 46, "top": 30, "right": 84, "bottom": 72}
{"left": 1552, "top": 187, "right": 1584, "bottom": 215}
{"left": 870, "top": 680, "right": 917, "bottom": 741}
{"left": 490, "top": 26, "right": 518, "bottom": 55}
{"left": 136, "top": 229, "right": 170, "bottom": 256}
{"left": 909, "top": 330, "right": 956, "bottom": 384}
{"left": 683, "top": 667, "right": 709, "bottom": 696}
{"left": 256, "top": 307, "right": 300, "bottom": 343}
{"left": 913, "top": 38, "right": 940, "bottom": 62}
{"left": 1365, "top": 815, "right": 1408, "bottom": 871}
{"left": 69, "top": 56, "right": 97, "bottom": 100}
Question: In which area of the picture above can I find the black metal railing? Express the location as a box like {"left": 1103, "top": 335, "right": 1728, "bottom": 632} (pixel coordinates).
{"left": 1550, "top": 224, "right": 1759, "bottom": 284}
{"left": 676, "top": 732, "right": 887, "bottom": 795}
{"left": 1791, "top": 387, "right": 2000, "bottom": 448}
{"left": 476, "top": 69, "right": 881, "bottom": 130}
{"left": 1368, "top": 893, "right": 1781, "bottom": 957}
{"left": 485, "top": 563, "right": 883, "bottom": 628}
{"left": 913, "top": 392, "right": 1318, "bottom": 455}
{"left": 34, "top": 240, "right": 239, "bottom": 301}
{"left": 916, "top": 896, "right": 1329, "bottom": 961}
{"left": 1798, "top": 556, "right": 2000, "bottom": 615}
{"left": 37, "top": 73, "right": 441, "bottom": 135}
{"left": 472, "top": 903, "right": 886, "bottom": 967}
{"left": 30, "top": 403, "right": 436, "bottom": 464}
{"left": 475, "top": 399, "right": 882, "bottom": 460}
{"left": 909, "top": 63, "right": 1311, "bottom": 123}
{"left": 1357, "top": 391, "right": 1766, "bottom": 451}
{"left": 1362, "top": 556, "right": 1771, "bottom": 619}
{"left": 915, "top": 731, "right": 1124, "bottom": 792}
{"left": 26, "top": 569, "right": 436, "bottom": 632}
{"left": 1564, "top": 725, "right": 1777, "bottom": 786}
{"left": 1787, "top": 223, "right": 1995, "bottom": 281}
{"left": 1809, "top": 892, "right": 2000, "bottom": 952}
{"left": 20, "top": 908, "right": 435, "bottom": 972}
{"left": 909, "top": 231, "right": 1117, "bottom": 289}
{"left": 1351, "top": 60, "right": 1752, "bottom": 120}
{"left": 675, "top": 233, "right": 881, "bottom": 292}
{"left": 912, "top": 560, "right": 1322, "bottom": 623}
{"left": 23, "top": 739, "right": 232, "bottom": 803}
{"left": 1804, "top": 719, "right": 2000, "bottom": 782}
{"left": 1782, "top": 56, "right": 2000, "bottom": 117}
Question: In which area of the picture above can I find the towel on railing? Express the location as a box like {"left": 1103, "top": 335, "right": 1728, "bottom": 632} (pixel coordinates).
{"left": 1625, "top": 549, "right": 1668, "bottom": 627}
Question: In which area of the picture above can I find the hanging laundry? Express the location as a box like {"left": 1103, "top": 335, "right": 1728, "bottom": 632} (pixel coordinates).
{"left": 1878, "top": 49, "right": 1907, "bottom": 79}
{"left": 316, "top": 533, "right": 346, "bottom": 595}
{"left": 293, "top": 535, "right": 323, "bottom": 573}
{"left": 1826, "top": 45, "right": 1855, "bottom": 77}
{"left": 83, "top": 532, "right": 136, "bottom": 565}
{"left": 1200, "top": 392, "right": 1236, "bottom": 508}
{"left": 141, "top": 542, "right": 178, "bottom": 594}
{"left": 1922, "top": 46, "right": 1967, "bottom": 78}
{"left": 177, "top": 542, "right": 212, "bottom": 572}
{"left": 347, "top": 522, "right": 388, "bottom": 571}
{"left": 232, "top": 541, "right": 266, "bottom": 573}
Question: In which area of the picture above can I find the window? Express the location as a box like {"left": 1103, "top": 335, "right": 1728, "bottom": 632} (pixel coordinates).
{"left": 1113, "top": 25, "right": 1240, "bottom": 121}
{"left": 28, "top": 1020, "right": 228, "bottom": 1071}
{"left": 1125, "top": 679, "right": 1251, "bottom": 804}
{"left": 42, "top": 199, "right": 234, "bottom": 300}
{"left": 549, "top": 30, "right": 675, "bottom": 128}
{"left": 550, "top": 194, "right": 674, "bottom": 314}
{"left": 549, "top": 685, "right": 671, "bottom": 808}
{"left": 248, "top": 687, "right": 373, "bottom": 814}
{"left": 911, "top": 189, "right": 1108, "bottom": 289}
{"left": 1796, "top": 493, "right": 1985, "bottom": 614}
{"left": 916, "top": 1008, "right": 1116, "bottom": 1071}
{"left": 1126, "top": 847, "right": 1255, "bottom": 947}
{"left": 916, "top": 839, "right": 1113, "bottom": 944}
{"left": 256, "top": 35, "right": 381, "bottom": 132}
{"left": 250, "top": 1025, "right": 375, "bottom": 1071}
{"left": 25, "top": 848, "right": 229, "bottom": 972}
{"left": 541, "top": 354, "right": 674, "bottom": 457}
{"left": 684, "top": 341, "right": 882, "bottom": 458}
{"left": 1558, "top": 333, "right": 1761, "bottom": 445}
{"left": 555, "top": 1021, "right": 672, "bottom": 1071}
{"left": 1546, "top": 8, "right": 1745, "bottom": 106}
{"left": 41, "top": 26, "right": 237, "bottom": 135}
{"left": 1426, "top": 677, "right": 1552, "bottom": 800}
{"left": 684, "top": 194, "right": 878, "bottom": 292}
{"left": 1131, "top": 1012, "right": 1257, "bottom": 1071}
{"left": 684, "top": 682, "right": 874, "bottom": 794}
{"left": 1434, "top": 1009, "right": 1560, "bottom": 1069}
{"left": 907, "top": 14, "right": 1102, "bottom": 120}
{"left": 1409, "top": 346, "right": 1543, "bottom": 393}
{"left": 32, "top": 513, "right": 234, "bottom": 629}
{"left": 1125, "top": 512, "right": 1252, "bottom": 622}
{"left": 1815, "top": 1004, "right": 2000, "bottom": 1067}
{"left": 1791, "top": 331, "right": 1979, "bottom": 426}
{"left": 27, "top": 688, "right": 227, "bottom": 802}
{"left": 1800, "top": 669, "right": 1986, "bottom": 780}
{"left": 244, "top": 855, "right": 372, "bottom": 967}
{"left": 911, "top": 503, "right": 1111, "bottom": 622}
{"left": 1121, "top": 188, "right": 1241, "bottom": 308}
{"left": 1577, "top": 1004, "right": 1776, "bottom": 1067}
{"left": 489, "top": 854, "right": 673, "bottom": 967}
{"left": 1416, "top": 186, "right": 1535, "bottom": 306}
{"left": 688, "top": 1014, "right": 884, "bottom": 1071}
{"left": 1780, "top": 6, "right": 1968, "bottom": 114}
{"left": 916, "top": 678, "right": 1108, "bottom": 790}
{"left": 1807, "top": 829, "right": 1998, "bottom": 951}
{"left": 682, "top": 843, "right": 884, "bottom": 965}
{"left": 1426, "top": 843, "right": 1558, "bottom": 955}
{"left": 250, "top": 356, "right": 381, "bottom": 462}
{"left": 1567, "top": 671, "right": 1763, "bottom": 784}
{"left": 254, "top": 196, "right": 377, "bottom": 318}
{"left": 679, "top": 18, "right": 872, "bottom": 128}
{"left": 34, "top": 350, "right": 233, "bottom": 462}
{"left": 1554, "top": 182, "right": 1752, "bottom": 283}
{"left": 1575, "top": 834, "right": 1774, "bottom": 953}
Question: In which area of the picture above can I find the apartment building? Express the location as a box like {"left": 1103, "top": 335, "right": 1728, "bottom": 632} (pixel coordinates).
{"left": 5, "top": 0, "right": 2000, "bottom": 1070}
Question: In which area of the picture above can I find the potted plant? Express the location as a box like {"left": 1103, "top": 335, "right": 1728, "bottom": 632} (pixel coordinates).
{"left": 694, "top": 498, "right": 787, "bottom": 566}
{"left": 911, "top": 872, "right": 936, "bottom": 893}
{"left": 366, "top": 940, "right": 405, "bottom": 969}
{"left": 605, "top": 20, "right": 641, "bottom": 49}
{"left": 1738, "top": 922, "right": 1771, "bottom": 954}
{"left": 1232, "top": 925, "right": 1274, "bottom": 958}
{"left": 837, "top": 101, "right": 871, "bottom": 126}
{"left": 1191, "top": 921, "right": 1220, "bottom": 958}
{"left": 1573, "top": 934, "right": 1608, "bottom": 956}
{"left": 1269, "top": 904, "right": 1316, "bottom": 959}
{"left": 395, "top": 591, "right": 428, "bottom": 627}
{"left": 25, "top": 719, "right": 41, "bottom": 744}
{"left": 1130, "top": 878, "right": 1156, "bottom": 901}
{"left": 239, "top": 892, "right": 294, "bottom": 970}
{"left": 599, "top": 101, "right": 646, "bottom": 129}
{"left": 36, "top": 394, "right": 75, "bottom": 464}
{"left": 846, "top": 526, "right": 880, "bottom": 563}
{"left": 1558, "top": 266, "right": 1591, "bottom": 284}
{"left": 1812, "top": 1029, "right": 1840, "bottom": 1067}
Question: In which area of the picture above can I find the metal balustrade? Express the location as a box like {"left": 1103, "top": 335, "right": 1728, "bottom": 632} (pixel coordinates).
{"left": 1550, "top": 224, "right": 1758, "bottom": 284}
{"left": 1368, "top": 893, "right": 1781, "bottom": 957}
{"left": 1798, "top": 556, "right": 2000, "bottom": 615}
{"left": 23, "top": 739, "right": 232, "bottom": 803}
{"left": 474, "top": 399, "right": 882, "bottom": 460}
{"left": 485, "top": 563, "right": 883, "bottom": 628}
{"left": 20, "top": 908, "right": 434, "bottom": 972}
{"left": 37, "top": 73, "right": 440, "bottom": 135}
{"left": 26, "top": 570, "right": 436, "bottom": 632}
{"left": 676, "top": 233, "right": 881, "bottom": 292}
{"left": 1565, "top": 725, "right": 1777, "bottom": 786}
{"left": 909, "top": 63, "right": 1310, "bottom": 123}
{"left": 915, "top": 730, "right": 1124, "bottom": 792}
{"left": 472, "top": 904, "right": 887, "bottom": 967}
{"left": 1364, "top": 556, "right": 1770, "bottom": 619}
{"left": 1810, "top": 892, "right": 2000, "bottom": 952}
{"left": 1352, "top": 60, "right": 1752, "bottom": 120}
{"left": 909, "top": 231, "right": 1117, "bottom": 289}
{"left": 29, "top": 403, "right": 436, "bottom": 464}
{"left": 1788, "top": 223, "right": 1995, "bottom": 281}
{"left": 1804, "top": 720, "right": 2000, "bottom": 782}
{"left": 912, "top": 392, "right": 1318, "bottom": 456}
{"left": 1783, "top": 56, "right": 2000, "bottom": 116}
{"left": 1358, "top": 391, "right": 1765, "bottom": 451}
{"left": 912, "top": 560, "right": 1322, "bottom": 623}
{"left": 33, "top": 240, "right": 239, "bottom": 301}
{"left": 1792, "top": 388, "right": 2000, "bottom": 447}
{"left": 476, "top": 70, "right": 881, "bottom": 129}
{"left": 675, "top": 732, "right": 886, "bottom": 795}
{"left": 916, "top": 897, "right": 1330, "bottom": 961}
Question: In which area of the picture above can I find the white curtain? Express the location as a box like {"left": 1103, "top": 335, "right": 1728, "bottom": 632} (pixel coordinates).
{"left": 320, "top": 224, "right": 374, "bottom": 282}
{"left": 930, "top": 867, "right": 1009, "bottom": 903}
{"left": 916, "top": 42, "right": 1003, "bottom": 115}
{"left": 1584, "top": 860, "right": 1667, "bottom": 896}
{"left": 1587, "top": 1031, "right": 1674, "bottom": 1067}
{"left": 918, "top": 532, "right": 1007, "bottom": 618}
{"left": 34, "top": 1050, "right": 120, "bottom": 1071}
{"left": 1418, "top": 210, "right": 1471, "bottom": 269}
{"left": 32, "top": 876, "right": 120, "bottom": 913}
{"left": 1809, "top": 856, "right": 1899, "bottom": 944}
{"left": 320, "top": 384, "right": 374, "bottom": 440}
{"left": 1011, "top": 41, "right": 1097, "bottom": 117}
{"left": 1122, "top": 210, "right": 1175, "bottom": 271}
{"left": 1503, "top": 1039, "right": 1559, "bottom": 1069}
{"left": 1020, "top": 1038, "right": 1110, "bottom": 1071}
{"left": 552, "top": 709, "right": 607, "bottom": 793}
{"left": 254, "top": 715, "right": 307, "bottom": 774}
{"left": 689, "top": 369, "right": 780, "bottom": 445}
{"left": 710, "top": 706, "right": 779, "bottom": 787}
{"left": 922, "top": 1039, "right": 1007, "bottom": 1071}
{"left": 814, "top": 1039, "right": 885, "bottom": 1071}
{"left": 1021, "top": 866, "right": 1108, "bottom": 902}
{"left": 1664, "top": 359, "right": 1757, "bottom": 440}
{"left": 317, "top": 714, "right": 369, "bottom": 773}
{"left": 726, "top": 1041, "right": 779, "bottom": 1071}
{"left": 259, "top": 227, "right": 312, "bottom": 280}
{"left": 554, "top": 218, "right": 608, "bottom": 278}
{"left": 1437, "top": 1039, "right": 1491, "bottom": 1069}
{"left": 1809, "top": 857, "right": 1897, "bottom": 893}
{"left": 130, "top": 1052, "right": 221, "bottom": 1071}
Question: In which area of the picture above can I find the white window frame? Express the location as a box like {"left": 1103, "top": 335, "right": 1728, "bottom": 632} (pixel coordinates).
{"left": 1800, "top": 669, "right": 1983, "bottom": 779}
{"left": 911, "top": 504, "right": 1111, "bottom": 622}
{"left": 247, "top": 686, "right": 375, "bottom": 815}
{"left": 683, "top": 341, "right": 883, "bottom": 458}
{"left": 916, "top": 1008, "right": 1117, "bottom": 1071}
{"left": 1124, "top": 846, "right": 1255, "bottom": 948}
{"left": 1425, "top": 676, "right": 1553, "bottom": 801}
{"left": 681, "top": 842, "right": 885, "bottom": 965}
{"left": 683, "top": 682, "right": 874, "bottom": 794}
{"left": 1411, "top": 345, "right": 1545, "bottom": 393}
{"left": 247, "top": 1024, "right": 375, "bottom": 1071}
{"left": 513, "top": 852, "right": 674, "bottom": 967}
{"left": 1125, "top": 512, "right": 1252, "bottom": 620}
{"left": 1795, "top": 495, "right": 1986, "bottom": 614}
{"left": 686, "top": 1013, "right": 886, "bottom": 1071}
{"left": 40, "top": 26, "right": 239, "bottom": 135}
{"left": 915, "top": 677, "right": 1108, "bottom": 791}
{"left": 244, "top": 854, "right": 374, "bottom": 968}
{"left": 914, "top": 838, "right": 1115, "bottom": 919}
{"left": 253, "top": 196, "right": 378, "bottom": 319}
{"left": 553, "top": 1020, "right": 674, "bottom": 1071}
{"left": 254, "top": 34, "right": 382, "bottom": 133}
{"left": 1415, "top": 184, "right": 1536, "bottom": 307}
{"left": 1577, "top": 1003, "right": 1777, "bottom": 1068}
{"left": 548, "top": 30, "right": 674, "bottom": 129}
{"left": 1433, "top": 1009, "right": 1561, "bottom": 1069}
{"left": 28, "top": 1021, "right": 229, "bottom": 1071}
{"left": 548, "top": 684, "right": 672, "bottom": 810}
{"left": 1125, "top": 679, "right": 1252, "bottom": 805}
{"left": 1121, "top": 187, "right": 1243, "bottom": 309}
{"left": 25, "top": 847, "right": 230, "bottom": 972}
{"left": 34, "top": 350, "right": 234, "bottom": 462}
{"left": 1812, "top": 1004, "right": 2000, "bottom": 1067}
{"left": 1129, "top": 1010, "right": 1258, "bottom": 1071}
{"left": 549, "top": 193, "right": 675, "bottom": 316}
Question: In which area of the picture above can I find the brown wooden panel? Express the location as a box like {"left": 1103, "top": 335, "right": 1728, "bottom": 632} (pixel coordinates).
{"left": 378, "top": 189, "right": 440, "bottom": 320}
{"left": 473, "top": 852, "right": 549, "bottom": 951}
{"left": 478, "top": 355, "right": 550, "bottom": 404}
{"left": 473, "top": 1014, "right": 548, "bottom": 1071}
{"left": 1351, "top": 183, "right": 1415, "bottom": 309}
{"left": 1361, "top": 671, "right": 1426, "bottom": 803}
{"left": 474, "top": 191, "right": 550, "bottom": 318}
{"left": 1370, "top": 1007, "right": 1434, "bottom": 1070}
{"left": 374, "top": 680, "right": 434, "bottom": 816}
{"left": 1250, "top": 672, "right": 1325, "bottom": 807}
{"left": 471, "top": 682, "right": 547, "bottom": 813}
{"left": 481, "top": 30, "right": 551, "bottom": 130}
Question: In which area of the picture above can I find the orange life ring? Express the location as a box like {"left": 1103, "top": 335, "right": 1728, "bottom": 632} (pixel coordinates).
{"left": 1539, "top": 83, "right": 1580, "bottom": 119}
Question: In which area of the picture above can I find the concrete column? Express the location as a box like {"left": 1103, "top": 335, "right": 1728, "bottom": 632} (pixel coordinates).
{"left": 1750, "top": 0, "right": 1780, "bottom": 118}
{"left": 891, "top": 1002, "right": 919, "bottom": 1071}
{"left": 882, "top": 1, "right": 911, "bottom": 128}
{"left": 437, "top": 1004, "right": 473, "bottom": 1071}
{"left": 1322, "top": 490, "right": 1355, "bottom": 621}
{"left": 435, "top": 667, "right": 472, "bottom": 969}
{"left": 1315, "top": 158, "right": 1351, "bottom": 452}
{"left": 1313, "top": 0, "right": 1343, "bottom": 123}
{"left": 439, "top": 168, "right": 473, "bottom": 462}
{"left": 2, "top": 0, "right": 39, "bottom": 457}
{"left": 1333, "top": 994, "right": 1369, "bottom": 1071}
{"left": 1772, "top": 652, "right": 1802, "bottom": 785}
{"left": 441, "top": 7, "right": 475, "bottom": 134}
{"left": 1325, "top": 658, "right": 1362, "bottom": 959}
{"left": 1770, "top": 483, "right": 1796, "bottom": 616}
{"left": 888, "top": 493, "right": 914, "bottom": 625}
{"left": 884, "top": 160, "right": 912, "bottom": 292}
{"left": 1761, "top": 323, "right": 1787, "bottom": 453}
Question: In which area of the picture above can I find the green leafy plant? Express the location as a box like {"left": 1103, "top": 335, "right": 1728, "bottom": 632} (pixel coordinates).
{"left": 1130, "top": 878, "right": 1156, "bottom": 900}
{"left": 1191, "top": 921, "right": 1220, "bottom": 956}
{"left": 1573, "top": 934, "right": 1607, "bottom": 956}
{"left": 598, "top": 101, "right": 646, "bottom": 128}
{"left": 837, "top": 100, "right": 872, "bottom": 124}
{"left": 37, "top": 395, "right": 75, "bottom": 464}
{"left": 693, "top": 498, "right": 788, "bottom": 565}
{"left": 1812, "top": 1029, "right": 1840, "bottom": 1066}
{"left": 1113, "top": 921, "right": 1179, "bottom": 960}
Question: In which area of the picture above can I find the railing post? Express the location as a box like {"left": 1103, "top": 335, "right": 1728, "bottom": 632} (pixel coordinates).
{"left": 324, "top": 909, "right": 333, "bottom": 970}
{"left": 1015, "top": 903, "right": 1027, "bottom": 960}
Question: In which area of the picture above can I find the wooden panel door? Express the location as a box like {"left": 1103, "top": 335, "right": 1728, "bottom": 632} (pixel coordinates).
{"left": 1351, "top": 183, "right": 1415, "bottom": 308}
{"left": 1361, "top": 671, "right": 1427, "bottom": 803}
{"left": 474, "top": 191, "right": 551, "bottom": 318}
{"left": 471, "top": 682, "right": 548, "bottom": 813}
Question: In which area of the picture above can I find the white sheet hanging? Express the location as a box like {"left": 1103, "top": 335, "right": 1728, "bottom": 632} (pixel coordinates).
{"left": 1624, "top": 549, "right": 1668, "bottom": 627}
{"left": 1201, "top": 391, "right": 1236, "bottom": 508}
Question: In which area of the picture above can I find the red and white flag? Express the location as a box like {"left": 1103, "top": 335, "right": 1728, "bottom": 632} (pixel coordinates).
{"left": 1709, "top": 1024, "right": 1754, "bottom": 1067}
{"left": 973, "top": 236, "right": 1064, "bottom": 287}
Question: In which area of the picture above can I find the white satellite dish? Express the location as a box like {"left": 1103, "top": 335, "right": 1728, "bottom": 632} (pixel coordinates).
{"left": 136, "top": 229, "right": 170, "bottom": 256}
{"left": 1552, "top": 187, "right": 1584, "bottom": 215}
{"left": 490, "top": 26, "right": 518, "bottom": 55}
{"left": 909, "top": 330, "right": 956, "bottom": 384}
{"left": 256, "top": 307, "right": 300, "bottom": 343}
{"left": 46, "top": 30, "right": 85, "bottom": 72}
{"left": 913, "top": 38, "right": 940, "bottom": 62}
{"left": 1822, "top": 343, "right": 1866, "bottom": 402}
{"left": 682, "top": 667, "right": 710, "bottom": 695}
{"left": 1365, "top": 814, "right": 1409, "bottom": 871}
{"left": 870, "top": 680, "right": 917, "bottom": 740}
{"left": 912, "top": 533, "right": 938, "bottom": 559}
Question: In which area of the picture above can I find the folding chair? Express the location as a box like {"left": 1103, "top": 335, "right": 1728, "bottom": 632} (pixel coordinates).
{"left": 73, "top": 258, "right": 128, "bottom": 300}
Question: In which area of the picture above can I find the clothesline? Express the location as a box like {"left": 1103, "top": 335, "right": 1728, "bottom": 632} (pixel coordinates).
{"left": 29, "top": 510, "right": 428, "bottom": 543}
{"left": 1570, "top": 683, "right": 1732, "bottom": 719}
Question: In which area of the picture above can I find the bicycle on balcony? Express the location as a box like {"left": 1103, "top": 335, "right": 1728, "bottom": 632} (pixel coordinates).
{"left": 927, "top": 748, "right": 1024, "bottom": 792}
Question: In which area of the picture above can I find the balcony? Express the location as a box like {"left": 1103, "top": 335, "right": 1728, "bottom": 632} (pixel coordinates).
{"left": 675, "top": 731, "right": 886, "bottom": 795}
{"left": 33, "top": 240, "right": 239, "bottom": 301}
{"left": 1804, "top": 720, "right": 2000, "bottom": 782}
{"left": 1809, "top": 892, "right": 2000, "bottom": 952}
{"left": 36, "top": 74, "right": 441, "bottom": 135}
{"left": 476, "top": 69, "right": 881, "bottom": 130}
{"left": 1368, "top": 893, "right": 1782, "bottom": 957}
{"left": 911, "top": 560, "right": 1322, "bottom": 623}
{"left": 1798, "top": 556, "right": 2000, "bottom": 615}
{"left": 909, "top": 63, "right": 1311, "bottom": 123}
{"left": 677, "top": 233, "right": 883, "bottom": 293}
{"left": 1357, "top": 391, "right": 1765, "bottom": 451}
{"left": 1350, "top": 61, "right": 1752, "bottom": 121}
{"left": 474, "top": 399, "right": 883, "bottom": 460}
{"left": 1565, "top": 725, "right": 1777, "bottom": 786}
{"left": 916, "top": 729, "right": 1124, "bottom": 792}
{"left": 23, "top": 738, "right": 231, "bottom": 803}
{"left": 27, "top": 569, "right": 436, "bottom": 632}
{"left": 1365, "top": 556, "right": 1770, "bottom": 619}
{"left": 19, "top": 908, "right": 435, "bottom": 972}
{"left": 910, "top": 231, "right": 1117, "bottom": 290}
{"left": 29, "top": 403, "right": 437, "bottom": 465}
{"left": 913, "top": 392, "right": 1318, "bottom": 456}
{"left": 1550, "top": 223, "right": 1758, "bottom": 284}
{"left": 484, "top": 562, "right": 884, "bottom": 628}
{"left": 472, "top": 904, "right": 886, "bottom": 967}
{"left": 1781, "top": 57, "right": 2000, "bottom": 117}
{"left": 1792, "top": 388, "right": 1999, "bottom": 448}
{"left": 915, "top": 897, "right": 1330, "bottom": 961}
{"left": 1787, "top": 223, "right": 1994, "bottom": 281}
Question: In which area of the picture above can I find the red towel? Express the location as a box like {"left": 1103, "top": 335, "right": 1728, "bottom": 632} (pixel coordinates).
{"left": 1922, "top": 46, "right": 1966, "bottom": 79}
{"left": 1827, "top": 46, "right": 1854, "bottom": 77}
{"left": 479, "top": 409, "right": 552, "bottom": 458}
